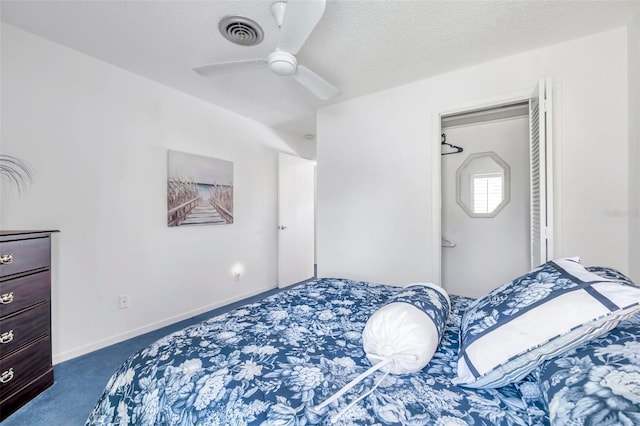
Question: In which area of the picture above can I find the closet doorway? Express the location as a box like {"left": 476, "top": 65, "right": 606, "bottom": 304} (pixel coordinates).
{"left": 438, "top": 80, "right": 553, "bottom": 298}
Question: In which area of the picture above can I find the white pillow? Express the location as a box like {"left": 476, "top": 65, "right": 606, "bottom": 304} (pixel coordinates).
{"left": 454, "top": 257, "right": 640, "bottom": 388}
{"left": 362, "top": 283, "right": 450, "bottom": 374}
{"left": 316, "top": 283, "right": 450, "bottom": 421}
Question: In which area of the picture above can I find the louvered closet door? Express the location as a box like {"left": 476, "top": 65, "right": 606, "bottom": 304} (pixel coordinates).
{"left": 529, "top": 78, "right": 553, "bottom": 268}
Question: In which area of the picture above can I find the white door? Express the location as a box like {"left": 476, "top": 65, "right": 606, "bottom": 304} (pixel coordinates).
{"left": 278, "top": 153, "right": 315, "bottom": 288}
{"left": 529, "top": 78, "right": 554, "bottom": 267}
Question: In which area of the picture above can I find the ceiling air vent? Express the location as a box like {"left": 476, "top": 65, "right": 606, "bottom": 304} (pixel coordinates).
{"left": 219, "top": 15, "right": 264, "bottom": 46}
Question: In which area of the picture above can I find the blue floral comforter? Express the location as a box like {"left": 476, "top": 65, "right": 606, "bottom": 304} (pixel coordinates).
{"left": 535, "top": 314, "right": 640, "bottom": 425}
{"left": 533, "top": 266, "right": 640, "bottom": 425}
{"left": 86, "top": 278, "right": 553, "bottom": 425}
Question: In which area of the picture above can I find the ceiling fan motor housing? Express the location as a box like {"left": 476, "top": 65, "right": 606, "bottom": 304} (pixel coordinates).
{"left": 268, "top": 51, "right": 297, "bottom": 75}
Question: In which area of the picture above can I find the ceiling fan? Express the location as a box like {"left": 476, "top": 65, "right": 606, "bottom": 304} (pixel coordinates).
{"left": 193, "top": 0, "right": 341, "bottom": 101}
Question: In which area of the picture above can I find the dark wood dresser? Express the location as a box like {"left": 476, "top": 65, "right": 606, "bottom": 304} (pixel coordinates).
{"left": 0, "top": 231, "right": 57, "bottom": 421}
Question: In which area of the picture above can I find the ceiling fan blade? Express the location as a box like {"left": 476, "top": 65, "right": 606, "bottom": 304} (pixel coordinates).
{"left": 193, "top": 59, "right": 267, "bottom": 77}
{"left": 293, "top": 65, "right": 341, "bottom": 100}
{"left": 277, "top": 0, "right": 326, "bottom": 55}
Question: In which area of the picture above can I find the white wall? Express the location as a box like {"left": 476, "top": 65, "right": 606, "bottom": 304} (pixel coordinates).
{"left": 442, "top": 117, "right": 530, "bottom": 298}
{"left": 0, "top": 24, "right": 295, "bottom": 363}
{"left": 317, "top": 27, "right": 633, "bottom": 286}
{"left": 629, "top": 15, "right": 640, "bottom": 282}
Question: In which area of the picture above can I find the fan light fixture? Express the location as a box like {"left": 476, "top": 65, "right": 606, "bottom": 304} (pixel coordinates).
{"left": 268, "top": 51, "right": 297, "bottom": 76}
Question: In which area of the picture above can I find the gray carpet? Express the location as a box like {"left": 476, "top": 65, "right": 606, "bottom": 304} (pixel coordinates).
{"left": 2, "top": 287, "right": 285, "bottom": 426}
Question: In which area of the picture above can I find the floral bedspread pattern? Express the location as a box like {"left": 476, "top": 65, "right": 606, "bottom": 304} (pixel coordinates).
{"left": 535, "top": 313, "right": 640, "bottom": 425}
{"left": 86, "top": 278, "right": 548, "bottom": 426}
{"left": 533, "top": 267, "right": 640, "bottom": 426}
{"left": 388, "top": 284, "right": 450, "bottom": 340}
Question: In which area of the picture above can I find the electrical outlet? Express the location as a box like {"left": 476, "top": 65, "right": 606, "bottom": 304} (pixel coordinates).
{"left": 119, "top": 295, "right": 129, "bottom": 309}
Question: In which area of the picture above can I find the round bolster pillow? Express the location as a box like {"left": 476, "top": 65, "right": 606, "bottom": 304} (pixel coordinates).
{"left": 315, "top": 283, "right": 451, "bottom": 421}
{"left": 362, "top": 283, "right": 451, "bottom": 374}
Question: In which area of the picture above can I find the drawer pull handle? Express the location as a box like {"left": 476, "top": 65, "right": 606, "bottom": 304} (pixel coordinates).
{"left": 0, "top": 292, "right": 14, "bottom": 304}
{"left": 0, "top": 330, "right": 14, "bottom": 344}
{"left": 0, "top": 368, "right": 14, "bottom": 384}
{"left": 0, "top": 253, "right": 13, "bottom": 264}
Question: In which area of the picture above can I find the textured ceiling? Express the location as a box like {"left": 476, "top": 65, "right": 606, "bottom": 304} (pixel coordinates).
{"left": 2, "top": 0, "right": 639, "bottom": 151}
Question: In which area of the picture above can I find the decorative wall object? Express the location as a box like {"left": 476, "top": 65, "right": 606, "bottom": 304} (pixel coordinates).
{"left": 167, "top": 150, "right": 233, "bottom": 227}
{"left": 0, "top": 154, "right": 33, "bottom": 194}
{"left": 456, "top": 151, "right": 510, "bottom": 218}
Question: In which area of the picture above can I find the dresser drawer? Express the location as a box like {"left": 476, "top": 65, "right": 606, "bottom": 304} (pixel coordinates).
{"left": 0, "top": 237, "right": 50, "bottom": 278}
{"left": 0, "top": 271, "right": 50, "bottom": 318}
{"left": 0, "top": 337, "right": 51, "bottom": 400}
{"left": 0, "top": 368, "right": 53, "bottom": 422}
{"left": 0, "top": 303, "right": 50, "bottom": 358}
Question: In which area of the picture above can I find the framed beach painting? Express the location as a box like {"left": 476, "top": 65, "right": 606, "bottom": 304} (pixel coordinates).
{"left": 167, "top": 150, "right": 234, "bottom": 227}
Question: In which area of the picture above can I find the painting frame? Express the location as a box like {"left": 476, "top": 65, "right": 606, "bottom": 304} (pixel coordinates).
{"left": 167, "top": 150, "right": 234, "bottom": 227}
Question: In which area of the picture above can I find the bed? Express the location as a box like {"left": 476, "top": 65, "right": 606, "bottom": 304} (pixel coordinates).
{"left": 85, "top": 262, "right": 640, "bottom": 426}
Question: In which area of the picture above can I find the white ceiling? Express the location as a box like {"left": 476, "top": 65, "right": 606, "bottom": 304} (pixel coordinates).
{"left": 2, "top": 0, "right": 639, "bottom": 150}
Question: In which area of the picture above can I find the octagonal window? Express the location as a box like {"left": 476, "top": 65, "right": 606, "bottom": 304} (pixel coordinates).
{"left": 456, "top": 152, "right": 510, "bottom": 218}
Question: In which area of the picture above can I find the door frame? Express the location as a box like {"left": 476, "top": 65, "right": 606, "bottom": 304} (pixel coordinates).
{"left": 431, "top": 88, "right": 536, "bottom": 288}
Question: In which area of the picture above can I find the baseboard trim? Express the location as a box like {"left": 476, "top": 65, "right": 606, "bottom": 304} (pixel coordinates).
{"left": 52, "top": 285, "right": 276, "bottom": 364}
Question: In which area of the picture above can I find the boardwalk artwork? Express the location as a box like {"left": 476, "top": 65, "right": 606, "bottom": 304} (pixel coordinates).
{"left": 167, "top": 150, "right": 233, "bottom": 227}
